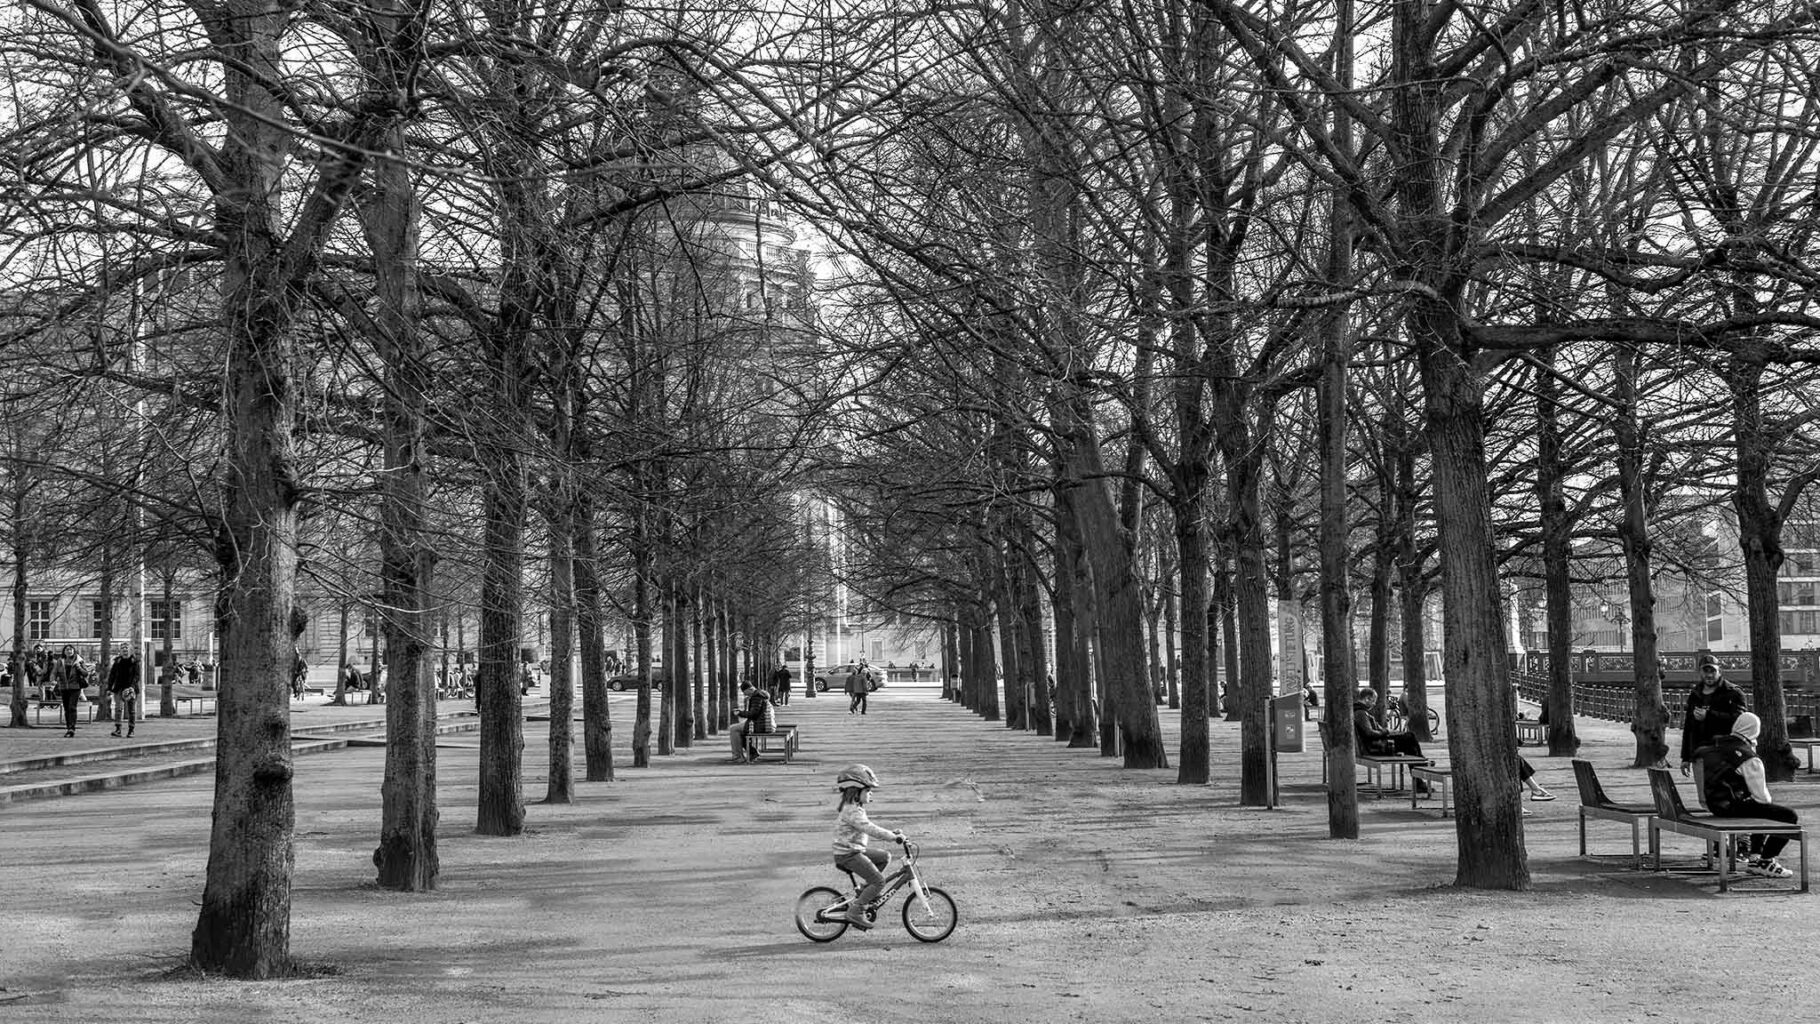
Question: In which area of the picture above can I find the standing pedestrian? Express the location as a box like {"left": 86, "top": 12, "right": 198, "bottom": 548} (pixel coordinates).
{"left": 291, "top": 647, "right": 309, "bottom": 701}
{"left": 108, "top": 653, "right": 140, "bottom": 738}
{"left": 1680, "top": 654, "right": 1748, "bottom": 777}
{"left": 51, "top": 645, "right": 90, "bottom": 738}
{"left": 771, "top": 661, "right": 792, "bottom": 706}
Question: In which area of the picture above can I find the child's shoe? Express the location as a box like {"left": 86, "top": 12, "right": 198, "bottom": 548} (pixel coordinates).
{"left": 845, "top": 908, "right": 873, "bottom": 929}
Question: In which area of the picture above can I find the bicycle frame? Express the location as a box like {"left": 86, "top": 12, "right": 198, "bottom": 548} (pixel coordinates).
{"left": 841, "top": 843, "right": 935, "bottom": 918}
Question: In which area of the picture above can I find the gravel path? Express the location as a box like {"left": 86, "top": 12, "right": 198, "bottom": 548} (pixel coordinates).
{"left": 2, "top": 684, "right": 1814, "bottom": 1023}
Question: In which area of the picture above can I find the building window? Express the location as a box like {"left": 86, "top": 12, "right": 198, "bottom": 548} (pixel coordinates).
{"left": 27, "top": 600, "right": 50, "bottom": 640}
{"left": 1778, "top": 581, "right": 1817, "bottom": 606}
{"left": 150, "top": 600, "right": 182, "bottom": 641}
{"left": 1706, "top": 617, "right": 1724, "bottom": 642}
{"left": 1782, "top": 610, "right": 1820, "bottom": 635}
{"left": 91, "top": 600, "right": 107, "bottom": 638}
{"left": 1705, "top": 593, "right": 1724, "bottom": 618}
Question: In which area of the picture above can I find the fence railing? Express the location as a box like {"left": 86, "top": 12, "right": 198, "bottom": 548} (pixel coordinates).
{"left": 1512, "top": 669, "right": 1820, "bottom": 727}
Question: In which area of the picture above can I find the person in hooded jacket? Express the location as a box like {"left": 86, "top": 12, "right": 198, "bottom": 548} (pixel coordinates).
{"left": 1698, "top": 711, "right": 1799, "bottom": 879}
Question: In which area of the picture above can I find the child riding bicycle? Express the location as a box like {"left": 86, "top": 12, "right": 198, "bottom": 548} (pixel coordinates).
{"left": 831, "top": 763, "right": 902, "bottom": 930}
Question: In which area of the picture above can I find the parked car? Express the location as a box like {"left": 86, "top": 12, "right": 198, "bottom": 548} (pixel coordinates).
{"left": 606, "top": 668, "right": 667, "bottom": 692}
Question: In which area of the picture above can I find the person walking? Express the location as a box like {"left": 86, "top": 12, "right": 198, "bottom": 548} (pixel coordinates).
{"left": 107, "top": 653, "right": 141, "bottom": 738}
{"left": 846, "top": 662, "right": 871, "bottom": 715}
{"left": 771, "top": 662, "right": 792, "bottom": 706}
{"left": 51, "top": 645, "right": 90, "bottom": 738}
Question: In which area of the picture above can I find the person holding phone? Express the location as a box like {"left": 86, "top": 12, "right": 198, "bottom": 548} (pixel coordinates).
{"left": 1680, "top": 655, "right": 1746, "bottom": 776}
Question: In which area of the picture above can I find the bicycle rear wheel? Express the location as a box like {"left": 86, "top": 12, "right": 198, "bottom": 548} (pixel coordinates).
{"left": 901, "top": 885, "right": 957, "bottom": 942}
{"left": 795, "top": 886, "right": 850, "bottom": 942}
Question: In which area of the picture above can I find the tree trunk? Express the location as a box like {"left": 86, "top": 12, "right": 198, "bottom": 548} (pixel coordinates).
{"left": 543, "top": 513, "right": 575, "bottom": 804}
{"left": 692, "top": 589, "right": 707, "bottom": 739}
{"left": 333, "top": 601, "right": 350, "bottom": 705}
{"left": 630, "top": 531, "right": 653, "bottom": 767}
{"left": 359, "top": 125, "right": 441, "bottom": 886}
{"left": 1411, "top": 302, "right": 1527, "bottom": 888}
{"left": 1053, "top": 385, "right": 1168, "bottom": 768}
{"left": 8, "top": 514, "right": 30, "bottom": 727}
{"left": 995, "top": 534, "right": 1026, "bottom": 730}
{"left": 1730, "top": 344, "right": 1798, "bottom": 781}
{"left": 574, "top": 492, "right": 613, "bottom": 782}
{"left": 1395, "top": 443, "right": 1435, "bottom": 744}
{"left": 1317, "top": 62, "right": 1360, "bottom": 834}
{"left": 1611, "top": 343, "right": 1664, "bottom": 766}
{"left": 475, "top": 450, "right": 526, "bottom": 834}
{"left": 1175, "top": 513, "right": 1211, "bottom": 783}
{"left": 1390, "top": 0, "right": 1525, "bottom": 890}
{"left": 1225, "top": 446, "right": 1271, "bottom": 802}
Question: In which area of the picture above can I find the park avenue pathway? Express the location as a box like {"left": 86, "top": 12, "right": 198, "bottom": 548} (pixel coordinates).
{"left": 3, "top": 682, "right": 1815, "bottom": 1023}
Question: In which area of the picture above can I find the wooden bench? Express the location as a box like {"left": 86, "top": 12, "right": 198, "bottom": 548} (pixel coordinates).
{"left": 33, "top": 697, "right": 99, "bottom": 725}
{"left": 1790, "top": 738, "right": 1820, "bottom": 775}
{"left": 1516, "top": 719, "right": 1545, "bottom": 746}
{"left": 1645, "top": 768, "right": 1807, "bottom": 893}
{"left": 169, "top": 695, "right": 218, "bottom": 716}
{"left": 747, "top": 723, "right": 799, "bottom": 763}
{"left": 1572, "top": 759, "right": 1653, "bottom": 869}
{"left": 1410, "top": 764, "right": 1453, "bottom": 816}
{"left": 1357, "top": 752, "right": 1430, "bottom": 798}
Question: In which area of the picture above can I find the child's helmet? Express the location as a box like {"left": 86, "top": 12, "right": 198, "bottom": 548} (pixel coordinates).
{"left": 835, "top": 763, "right": 881, "bottom": 791}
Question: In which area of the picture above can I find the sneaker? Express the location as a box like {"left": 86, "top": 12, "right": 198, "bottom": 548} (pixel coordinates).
{"left": 1748, "top": 858, "right": 1794, "bottom": 879}
{"left": 845, "top": 910, "right": 874, "bottom": 930}
{"left": 1521, "top": 807, "right": 1532, "bottom": 816}
{"left": 1530, "top": 790, "right": 1556, "bottom": 802}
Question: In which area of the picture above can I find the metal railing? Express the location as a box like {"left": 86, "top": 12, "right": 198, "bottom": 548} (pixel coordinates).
{"left": 1512, "top": 669, "right": 1820, "bottom": 726}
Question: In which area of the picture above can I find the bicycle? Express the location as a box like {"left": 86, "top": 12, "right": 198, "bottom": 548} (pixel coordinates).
{"left": 794, "top": 838, "right": 958, "bottom": 943}
{"left": 1384, "top": 695, "right": 1441, "bottom": 736}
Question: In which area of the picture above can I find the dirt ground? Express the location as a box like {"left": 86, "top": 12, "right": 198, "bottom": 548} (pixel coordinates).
{"left": 3, "top": 683, "right": 1815, "bottom": 1023}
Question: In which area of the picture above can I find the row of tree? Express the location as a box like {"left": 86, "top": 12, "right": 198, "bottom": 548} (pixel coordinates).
{"left": 788, "top": 0, "right": 1820, "bottom": 895}
{"left": 0, "top": 0, "right": 892, "bottom": 977}
{"left": 4, "top": 0, "right": 1820, "bottom": 979}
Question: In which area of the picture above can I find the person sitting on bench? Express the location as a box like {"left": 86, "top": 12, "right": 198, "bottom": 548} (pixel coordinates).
{"left": 729, "top": 682, "right": 774, "bottom": 763}
{"left": 1355, "top": 688, "right": 1430, "bottom": 793}
{"left": 1698, "top": 711, "right": 1799, "bottom": 879}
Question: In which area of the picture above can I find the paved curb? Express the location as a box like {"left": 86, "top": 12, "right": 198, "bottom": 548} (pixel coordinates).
{"left": 0, "top": 705, "right": 520, "bottom": 805}
{"left": 0, "top": 737, "right": 351, "bottom": 806}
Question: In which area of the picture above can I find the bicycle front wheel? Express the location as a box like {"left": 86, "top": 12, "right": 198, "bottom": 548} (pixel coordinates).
{"left": 795, "top": 886, "right": 850, "bottom": 943}
{"left": 901, "top": 885, "right": 957, "bottom": 942}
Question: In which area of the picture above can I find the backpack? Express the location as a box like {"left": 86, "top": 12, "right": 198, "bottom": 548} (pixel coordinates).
{"left": 1700, "top": 738, "right": 1755, "bottom": 811}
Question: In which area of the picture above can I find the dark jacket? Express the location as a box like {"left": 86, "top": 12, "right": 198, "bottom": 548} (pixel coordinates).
{"left": 1353, "top": 706, "right": 1391, "bottom": 754}
{"left": 52, "top": 657, "right": 90, "bottom": 692}
{"left": 739, "top": 689, "right": 772, "bottom": 733}
{"left": 107, "top": 656, "right": 139, "bottom": 694}
{"left": 1680, "top": 678, "right": 1748, "bottom": 763}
